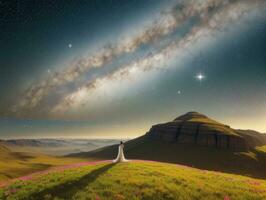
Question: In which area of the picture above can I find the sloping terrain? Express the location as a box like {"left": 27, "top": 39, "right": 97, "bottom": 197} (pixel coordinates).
{"left": 0, "top": 144, "right": 87, "bottom": 181}
{"left": 0, "top": 139, "right": 119, "bottom": 156}
{"left": 1, "top": 161, "right": 266, "bottom": 200}
{"left": 236, "top": 130, "right": 266, "bottom": 147}
{"left": 71, "top": 136, "right": 266, "bottom": 179}
{"left": 71, "top": 112, "right": 266, "bottom": 179}
{"left": 147, "top": 112, "right": 265, "bottom": 150}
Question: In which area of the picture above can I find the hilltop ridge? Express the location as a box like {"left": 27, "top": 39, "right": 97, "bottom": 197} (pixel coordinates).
{"left": 71, "top": 112, "right": 266, "bottom": 178}
{"left": 147, "top": 112, "right": 248, "bottom": 150}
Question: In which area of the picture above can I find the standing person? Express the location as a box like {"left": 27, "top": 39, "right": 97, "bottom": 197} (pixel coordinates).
{"left": 113, "top": 141, "right": 128, "bottom": 163}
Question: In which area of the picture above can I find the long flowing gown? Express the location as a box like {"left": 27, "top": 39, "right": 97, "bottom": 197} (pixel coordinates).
{"left": 113, "top": 143, "right": 128, "bottom": 163}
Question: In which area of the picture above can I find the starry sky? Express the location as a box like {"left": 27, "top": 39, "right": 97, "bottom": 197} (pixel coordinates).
{"left": 0, "top": 0, "right": 266, "bottom": 139}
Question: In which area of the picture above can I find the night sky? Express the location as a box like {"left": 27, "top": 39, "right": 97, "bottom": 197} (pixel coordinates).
{"left": 0, "top": 0, "right": 266, "bottom": 139}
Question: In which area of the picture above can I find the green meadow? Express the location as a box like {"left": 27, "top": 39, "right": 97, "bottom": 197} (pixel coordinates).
{"left": 0, "top": 145, "right": 87, "bottom": 181}
{"left": 73, "top": 136, "right": 266, "bottom": 179}
{"left": 1, "top": 161, "right": 266, "bottom": 200}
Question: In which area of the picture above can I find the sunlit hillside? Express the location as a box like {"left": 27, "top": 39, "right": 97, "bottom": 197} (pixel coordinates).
{"left": 0, "top": 145, "right": 87, "bottom": 181}
{"left": 1, "top": 161, "right": 266, "bottom": 200}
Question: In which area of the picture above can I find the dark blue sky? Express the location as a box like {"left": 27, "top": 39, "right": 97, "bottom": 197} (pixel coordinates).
{"left": 0, "top": 0, "right": 266, "bottom": 138}
{"left": 0, "top": 0, "right": 165, "bottom": 104}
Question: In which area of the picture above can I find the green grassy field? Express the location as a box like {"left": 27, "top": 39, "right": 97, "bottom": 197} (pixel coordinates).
{"left": 0, "top": 145, "right": 88, "bottom": 181}
{"left": 0, "top": 161, "right": 266, "bottom": 200}
{"left": 256, "top": 145, "right": 266, "bottom": 153}
{"left": 72, "top": 136, "right": 266, "bottom": 179}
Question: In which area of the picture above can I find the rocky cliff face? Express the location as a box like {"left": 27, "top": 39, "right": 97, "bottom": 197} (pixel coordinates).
{"left": 146, "top": 112, "right": 250, "bottom": 151}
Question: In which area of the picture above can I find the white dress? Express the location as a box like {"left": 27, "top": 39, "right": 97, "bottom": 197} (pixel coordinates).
{"left": 113, "top": 144, "right": 128, "bottom": 163}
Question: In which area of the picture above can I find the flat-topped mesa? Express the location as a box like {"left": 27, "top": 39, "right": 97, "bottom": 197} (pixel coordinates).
{"left": 146, "top": 112, "right": 249, "bottom": 151}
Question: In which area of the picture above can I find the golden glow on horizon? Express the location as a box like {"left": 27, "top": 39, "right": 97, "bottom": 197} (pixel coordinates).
{"left": 3, "top": 115, "right": 266, "bottom": 140}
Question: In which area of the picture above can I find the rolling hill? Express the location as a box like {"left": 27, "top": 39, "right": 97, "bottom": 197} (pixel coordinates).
{"left": 0, "top": 161, "right": 265, "bottom": 200}
{"left": 236, "top": 129, "right": 266, "bottom": 147}
{"left": 146, "top": 112, "right": 265, "bottom": 150}
{"left": 0, "top": 139, "right": 120, "bottom": 156}
{"left": 71, "top": 112, "right": 266, "bottom": 179}
{"left": 0, "top": 144, "right": 87, "bottom": 181}
{"left": 1, "top": 112, "right": 266, "bottom": 199}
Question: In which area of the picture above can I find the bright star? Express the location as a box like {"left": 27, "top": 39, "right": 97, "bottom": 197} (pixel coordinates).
{"left": 196, "top": 73, "right": 205, "bottom": 82}
{"left": 68, "top": 44, "right": 72, "bottom": 48}
{"left": 177, "top": 90, "right": 181, "bottom": 95}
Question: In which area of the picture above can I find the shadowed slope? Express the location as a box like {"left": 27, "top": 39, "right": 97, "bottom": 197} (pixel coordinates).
{"left": 71, "top": 112, "right": 266, "bottom": 179}
{"left": 27, "top": 163, "right": 115, "bottom": 200}
{"left": 147, "top": 112, "right": 255, "bottom": 150}
{"left": 71, "top": 136, "right": 266, "bottom": 179}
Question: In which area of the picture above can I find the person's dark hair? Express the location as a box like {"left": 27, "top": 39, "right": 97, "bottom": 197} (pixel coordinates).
{"left": 120, "top": 141, "right": 123, "bottom": 145}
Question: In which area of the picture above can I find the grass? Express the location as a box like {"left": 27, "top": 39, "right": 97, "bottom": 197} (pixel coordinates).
{"left": 256, "top": 146, "right": 266, "bottom": 153}
{"left": 0, "top": 161, "right": 266, "bottom": 200}
{"left": 73, "top": 136, "right": 266, "bottom": 179}
{"left": 0, "top": 146, "right": 88, "bottom": 181}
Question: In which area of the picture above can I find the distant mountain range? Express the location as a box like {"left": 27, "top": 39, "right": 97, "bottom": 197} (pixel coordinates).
{"left": 0, "top": 139, "right": 120, "bottom": 156}
{"left": 71, "top": 112, "right": 266, "bottom": 179}
{"left": 0, "top": 138, "right": 123, "bottom": 180}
